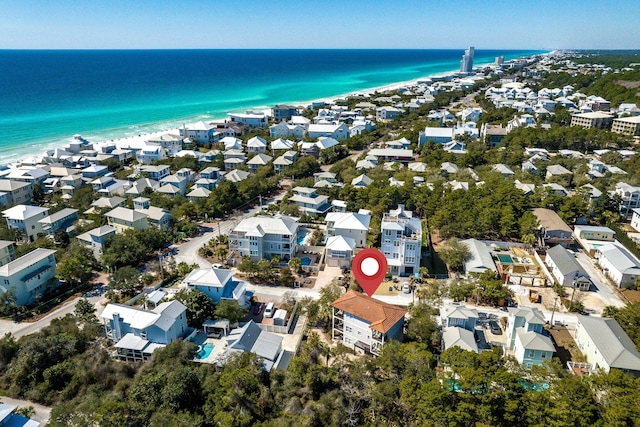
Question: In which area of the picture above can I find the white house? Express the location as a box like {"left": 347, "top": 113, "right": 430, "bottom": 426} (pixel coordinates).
{"left": 614, "top": 182, "right": 640, "bottom": 217}
{"left": 460, "top": 238, "right": 497, "bottom": 274}
{"left": 418, "top": 127, "right": 454, "bottom": 144}
{"left": 381, "top": 204, "right": 422, "bottom": 276}
{"left": 228, "top": 112, "right": 268, "bottom": 128}
{"left": 269, "top": 122, "right": 306, "bottom": 139}
{"left": 76, "top": 225, "right": 117, "bottom": 258}
{"left": 182, "top": 266, "right": 248, "bottom": 307}
{"left": 307, "top": 123, "right": 349, "bottom": 141}
{"left": 101, "top": 301, "right": 188, "bottom": 362}
{"left": 631, "top": 208, "right": 640, "bottom": 232}
{"left": 325, "top": 212, "right": 371, "bottom": 248}
{"left": 545, "top": 245, "right": 591, "bottom": 291}
{"left": 325, "top": 235, "right": 356, "bottom": 269}
{"left": 595, "top": 243, "right": 640, "bottom": 288}
{"left": 229, "top": 214, "right": 298, "bottom": 262}
{"left": 0, "top": 248, "right": 57, "bottom": 306}
{"left": 247, "top": 136, "right": 268, "bottom": 153}
{"left": 289, "top": 187, "right": 331, "bottom": 216}
{"left": 136, "top": 144, "right": 166, "bottom": 164}
{"left": 3, "top": 205, "right": 50, "bottom": 243}
{"left": 179, "top": 121, "right": 221, "bottom": 144}
{"left": 574, "top": 315, "right": 640, "bottom": 376}
{"left": 331, "top": 290, "right": 407, "bottom": 356}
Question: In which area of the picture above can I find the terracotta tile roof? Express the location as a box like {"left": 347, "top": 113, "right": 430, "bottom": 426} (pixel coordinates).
{"left": 331, "top": 290, "right": 407, "bottom": 333}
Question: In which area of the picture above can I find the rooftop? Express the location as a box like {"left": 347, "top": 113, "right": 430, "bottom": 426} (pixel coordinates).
{"left": 331, "top": 290, "right": 407, "bottom": 333}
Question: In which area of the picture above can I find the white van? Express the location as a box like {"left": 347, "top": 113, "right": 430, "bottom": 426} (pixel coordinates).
{"left": 264, "top": 302, "right": 275, "bottom": 318}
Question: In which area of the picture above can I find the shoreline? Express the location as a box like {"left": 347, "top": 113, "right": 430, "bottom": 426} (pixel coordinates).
{"left": 2, "top": 50, "right": 549, "bottom": 167}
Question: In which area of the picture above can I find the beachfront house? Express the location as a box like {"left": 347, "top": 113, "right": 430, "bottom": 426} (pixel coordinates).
{"left": 228, "top": 112, "right": 268, "bottom": 128}
{"left": 101, "top": 300, "right": 188, "bottom": 362}
{"left": 331, "top": 290, "right": 407, "bottom": 356}
{"left": 229, "top": 214, "right": 299, "bottom": 262}
{"left": 381, "top": 204, "right": 422, "bottom": 276}
{"left": 0, "top": 248, "right": 58, "bottom": 306}
{"left": 179, "top": 121, "right": 221, "bottom": 144}
{"left": 3, "top": 204, "right": 49, "bottom": 243}
{"left": 182, "top": 266, "right": 248, "bottom": 307}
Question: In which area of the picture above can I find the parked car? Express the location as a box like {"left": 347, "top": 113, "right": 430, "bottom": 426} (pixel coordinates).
{"left": 489, "top": 320, "right": 502, "bottom": 335}
{"left": 264, "top": 302, "right": 275, "bottom": 318}
{"left": 478, "top": 312, "right": 488, "bottom": 320}
{"left": 253, "top": 303, "right": 264, "bottom": 315}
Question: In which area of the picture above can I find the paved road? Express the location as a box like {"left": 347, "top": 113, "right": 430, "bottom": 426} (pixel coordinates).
{"left": 172, "top": 191, "right": 287, "bottom": 268}
{"left": 575, "top": 250, "right": 626, "bottom": 308}
{"left": 0, "top": 395, "right": 51, "bottom": 425}
{"left": 0, "top": 287, "right": 106, "bottom": 339}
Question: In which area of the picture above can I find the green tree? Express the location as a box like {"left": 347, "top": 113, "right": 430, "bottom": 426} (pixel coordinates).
{"left": 173, "top": 289, "right": 215, "bottom": 328}
{"left": 288, "top": 257, "right": 302, "bottom": 274}
{"left": 73, "top": 298, "right": 97, "bottom": 323}
{"left": 110, "top": 266, "right": 140, "bottom": 297}
{"left": 214, "top": 299, "right": 248, "bottom": 325}
{"left": 0, "top": 289, "right": 18, "bottom": 317}
{"left": 279, "top": 267, "right": 295, "bottom": 287}
{"left": 438, "top": 238, "right": 470, "bottom": 273}
{"left": 56, "top": 243, "right": 96, "bottom": 286}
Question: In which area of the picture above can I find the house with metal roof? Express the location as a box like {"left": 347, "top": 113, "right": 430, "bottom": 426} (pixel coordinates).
{"left": 325, "top": 212, "right": 370, "bottom": 248}
{"left": 545, "top": 245, "right": 591, "bottom": 291}
{"left": 76, "top": 225, "right": 117, "bottom": 258}
{"left": 3, "top": 205, "right": 50, "bottom": 243}
{"left": 0, "top": 248, "right": 57, "bottom": 306}
{"left": 0, "top": 179, "right": 33, "bottom": 206}
{"left": 182, "top": 266, "right": 248, "bottom": 307}
{"left": 289, "top": 187, "right": 331, "bottom": 216}
{"left": 574, "top": 315, "right": 640, "bottom": 376}
{"left": 441, "top": 303, "right": 478, "bottom": 330}
{"left": 38, "top": 208, "right": 78, "bottom": 236}
{"left": 506, "top": 306, "right": 555, "bottom": 368}
{"left": 460, "top": 238, "right": 497, "bottom": 275}
{"left": 331, "top": 290, "right": 407, "bottom": 356}
{"left": 325, "top": 235, "right": 356, "bottom": 269}
{"left": 105, "top": 207, "right": 148, "bottom": 233}
{"left": 442, "top": 326, "right": 479, "bottom": 353}
{"left": 221, "top": 320, "right": 285, "bottom": 371}
{"left": 229, "top": 214, "right": 299, "bottom": 262}
{"left": 101, "top": 300, "right": 188, "bottom": 362}
{"left": 595, "top": 243, "right": 640, "bottom": 288}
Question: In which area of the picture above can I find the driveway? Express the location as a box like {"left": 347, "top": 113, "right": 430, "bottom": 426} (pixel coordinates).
{"left": 575, "top": 250, "right": 626, "bottom": 309}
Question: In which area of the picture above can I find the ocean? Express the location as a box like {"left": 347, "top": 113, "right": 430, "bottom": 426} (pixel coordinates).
{"left": 0, "top": 49, "right": 544, "bottom": 165}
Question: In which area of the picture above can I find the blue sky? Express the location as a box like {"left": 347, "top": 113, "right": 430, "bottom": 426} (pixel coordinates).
{"left": 1, "top": 0, "right": 638, "bottom": 49}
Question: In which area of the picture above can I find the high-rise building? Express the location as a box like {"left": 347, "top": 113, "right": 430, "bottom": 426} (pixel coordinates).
{"left": 495, "top": 56, "right": 504, "bottom": 66}
{"left": 460, "top": 46, "right": 475, "bottom": 73}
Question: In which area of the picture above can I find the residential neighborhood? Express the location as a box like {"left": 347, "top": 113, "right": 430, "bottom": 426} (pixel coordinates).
{"left": 1, "top": 50, "right": 640, "bottom": 425}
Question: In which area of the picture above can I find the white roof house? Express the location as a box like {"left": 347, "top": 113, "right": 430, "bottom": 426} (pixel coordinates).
{"left": 442, "top": 326, "right": 479, "bottom": 353}
{"left": 596, "top": 244, "right": 640, "bottom": 288}
{"left": 574, "top": 315, "right": 640, "bottom": 375}
{"left": 460, "top": 238, "right": 497, "bottom": 274}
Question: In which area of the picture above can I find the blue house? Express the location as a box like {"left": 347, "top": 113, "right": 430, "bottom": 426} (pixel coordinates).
{"left": 182, "top": 267, "right": 248, "bottom": 307}
{"left": 506, "top": 307, "right": 555, "bottom": 367}
{"left": 100, "top": 300, "right": 188, "bottom": 362}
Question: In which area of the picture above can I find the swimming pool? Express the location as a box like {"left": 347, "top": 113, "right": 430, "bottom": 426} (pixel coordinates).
{"left": 496, "top": 254, "right": 514, "bottom": 264}
{"left": 196, "top": 343, "right": 215, "bottom": 359}
{"left": 300, "top": 256, "right": 312, "bottom": 266}
{"left": 297, "top": 229, "right": 309, "bottom": 245}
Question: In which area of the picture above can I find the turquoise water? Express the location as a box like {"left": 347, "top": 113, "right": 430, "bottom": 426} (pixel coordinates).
{"left": 497, "top": 254, "right": 514, "bottom": 264}
{"left": 0, "top": 49, "right": 546, "bottom": 165}
{"left": 196, "top": 343, "right": 215, "bottom": 359}
{"left": 297, "top": 229, "right": 309, "bottom": 245}
{"left": 300, "top": 257, "right": 312, "bottom": 266}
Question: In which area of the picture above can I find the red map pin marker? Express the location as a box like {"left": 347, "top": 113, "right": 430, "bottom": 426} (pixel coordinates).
{"left": 352, "top": 248, "right": 388, "bottom": 297}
